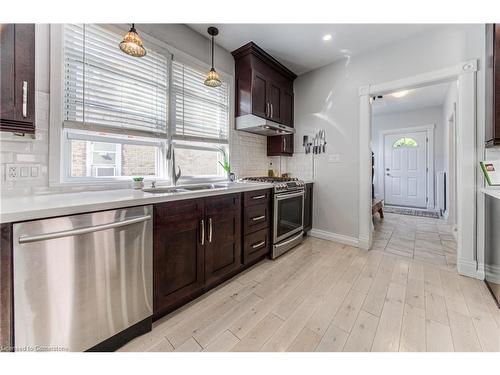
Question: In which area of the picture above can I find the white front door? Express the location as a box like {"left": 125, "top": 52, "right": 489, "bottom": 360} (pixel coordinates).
{"left": 384, "top": 131, "right": 428, "bottom": 208}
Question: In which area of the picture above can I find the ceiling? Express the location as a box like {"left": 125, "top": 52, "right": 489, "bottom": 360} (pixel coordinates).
{"left": 187, "top": 24, "right": 439, "bottom": 75}
{"left": 372, "top": 82, "right": 452, "bottom": 115}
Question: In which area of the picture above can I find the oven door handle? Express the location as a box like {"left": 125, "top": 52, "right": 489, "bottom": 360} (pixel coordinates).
{"left": 275, "top": 191, "right": 304, "bottom": 200}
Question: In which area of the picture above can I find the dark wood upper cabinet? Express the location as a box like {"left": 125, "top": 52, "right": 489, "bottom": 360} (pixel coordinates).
{"left": 487, "top": 24, "right": 500, "bottom": 147}
{"left": 0, "top": 24, "right": 35, "bottom": 134}
{"left": 232, "top": 42, "right": 297, "bottom": 156}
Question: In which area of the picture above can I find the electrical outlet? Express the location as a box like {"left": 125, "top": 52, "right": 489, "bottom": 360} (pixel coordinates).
{"left": 328, "top": 154, "right": 341, "bottom": 163}
{"left": 6, "top": 163, "right": 41, "bottom": 180}
{"left": 8, "top": 165, "right": 17, "bottom": 179}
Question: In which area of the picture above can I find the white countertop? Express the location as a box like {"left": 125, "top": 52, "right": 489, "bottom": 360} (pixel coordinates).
{"left": 0, "top": 182, "right": 273, "bottom": 224}
{"left": 482, "top": 187, "right": 500, "bottom": 200}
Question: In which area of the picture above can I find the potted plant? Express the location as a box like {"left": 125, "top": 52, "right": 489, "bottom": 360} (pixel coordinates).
{"left": 132, "top": 177, "right": 144, "bottom": 189}
{"left": 217, "top": 147, "right": 234, "bottom": 181}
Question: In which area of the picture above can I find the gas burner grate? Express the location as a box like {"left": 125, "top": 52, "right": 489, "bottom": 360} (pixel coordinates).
{"left": 242, "top": 176, "right": 299, "bottom": 183}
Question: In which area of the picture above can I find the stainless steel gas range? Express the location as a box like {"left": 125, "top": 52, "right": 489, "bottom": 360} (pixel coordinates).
{"left": 242, "top": 177, "right": 305, "bottom": 259}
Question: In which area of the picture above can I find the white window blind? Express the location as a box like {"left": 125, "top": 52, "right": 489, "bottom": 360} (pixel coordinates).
{"left": 172, "top": 60, "right": 229, "bottom": 143}
{"left": 63, "top": 24, "right": 169, "bottom": 137}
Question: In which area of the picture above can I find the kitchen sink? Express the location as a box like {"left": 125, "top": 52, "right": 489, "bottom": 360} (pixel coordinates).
{"left": 142, "top": 183, "right": 228, "bottom": 194}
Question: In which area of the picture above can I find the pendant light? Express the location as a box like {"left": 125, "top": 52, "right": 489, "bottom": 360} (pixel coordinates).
{"left": 119, "top": 23, "right": 146, "bottom": 57}
{"left": 204, "top": 26, "right": 222, "bottom": 88}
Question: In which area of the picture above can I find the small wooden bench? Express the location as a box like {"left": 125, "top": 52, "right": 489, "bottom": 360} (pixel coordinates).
{"left": 372, "top": 199, "right": 384, "bottom": 218}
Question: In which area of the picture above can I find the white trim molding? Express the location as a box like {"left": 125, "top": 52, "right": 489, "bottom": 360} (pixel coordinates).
{"left": 359, "top": 60, "right": 480, "bottom": 279}
{"left": 310, "top": 228, "right": 360, "bottom": 248}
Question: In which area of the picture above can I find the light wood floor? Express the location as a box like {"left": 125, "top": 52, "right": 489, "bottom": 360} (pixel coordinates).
{"left": 119, "top": 213, "right": 500, "bottom": 352}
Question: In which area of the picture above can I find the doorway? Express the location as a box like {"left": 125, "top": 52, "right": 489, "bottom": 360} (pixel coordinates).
{"left": 358, "top": 60, "right": 479, "bottom": 280}
{"left": 383, "top": 129, "right": 429, "bottom": 208}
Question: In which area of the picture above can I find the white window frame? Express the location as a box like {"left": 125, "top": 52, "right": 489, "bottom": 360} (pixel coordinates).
{"left": 49, "top": 24, "right": 235, "bottom": 187}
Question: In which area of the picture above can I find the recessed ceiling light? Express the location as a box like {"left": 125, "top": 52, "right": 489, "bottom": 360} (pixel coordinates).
{"left": 391, "top": 90, "right": 410, "bottom": 98}
{"left": 322, "top": 34, "right": 332, "bottom": 41}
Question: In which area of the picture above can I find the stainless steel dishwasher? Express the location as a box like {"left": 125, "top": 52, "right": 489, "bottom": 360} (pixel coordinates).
{"left": 13, "top": 205, "right": 153, "bottom": 352}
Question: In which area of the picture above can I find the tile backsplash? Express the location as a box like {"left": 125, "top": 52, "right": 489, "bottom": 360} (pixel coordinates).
{"left": 0, "top": 91, "right": 50, "bottom": 196}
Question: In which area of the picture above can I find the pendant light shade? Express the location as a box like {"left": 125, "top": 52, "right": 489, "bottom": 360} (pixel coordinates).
{"left": 119, "top": 24, "right": 146, "bottom": 57}
{"left": 204, "top": 27, "right": 222, "bottom": 88}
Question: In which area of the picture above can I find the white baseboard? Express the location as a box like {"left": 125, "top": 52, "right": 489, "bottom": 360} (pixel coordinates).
{"left": 457, "top": 258, "right": 484, "bottom": 280}
{"left": 310, "top": 228, "right": 360, "bottom": 247}
{"left": 484, "top": 263, "right": 500, "bottom": 283}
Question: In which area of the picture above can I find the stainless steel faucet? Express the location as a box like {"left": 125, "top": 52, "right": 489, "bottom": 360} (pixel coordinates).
{"left": 167, "top": 141, "right": 181, "bottom": 186}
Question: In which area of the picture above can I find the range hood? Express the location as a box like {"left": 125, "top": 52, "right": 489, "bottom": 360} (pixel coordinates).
{"left": 235, "top": 114, "right": 296, "bottom": 136}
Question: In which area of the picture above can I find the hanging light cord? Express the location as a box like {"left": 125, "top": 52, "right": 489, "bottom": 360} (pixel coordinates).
{"left": 211, "top": 33, "right": 215, "bottom": 69}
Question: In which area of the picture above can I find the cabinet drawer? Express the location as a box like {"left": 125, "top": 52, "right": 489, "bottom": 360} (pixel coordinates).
{"left": 243, "top": 228, "right": 269, "bottom": 264}
{"left": 205, "top": 193, "right": 241, "bottom": 215}
{"left": 243, "top": 203, "right": 270, "bottom": 235}
{"left": 243, "top": 189, "right": 271, "bottom": 207}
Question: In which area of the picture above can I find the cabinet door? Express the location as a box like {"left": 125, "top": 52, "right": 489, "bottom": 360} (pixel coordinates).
{"left": 281, "top": 90, "right": 294, "bottom": 127}
{"left": 153, "top": 199, "right": 205, "bottom": 318}
{"left": 0, "top": 25, "right": 16, "bottom": 121}
{"left": 204, "top": 194, "right": 242, "bottom": 286}
{"left": 14, "top": 24, "right": 35, "bottom": 124}
{"left": 267, "top": 134, "right": 294, "bottom": 156}
{"left": 267, "top": 81, "right": 281, "bottom": 122}
{"left": 252, "top": 73, "right": 268, "bottom": 118}
{"left": 0, "top": 24, "right": 35, "bottom": 133}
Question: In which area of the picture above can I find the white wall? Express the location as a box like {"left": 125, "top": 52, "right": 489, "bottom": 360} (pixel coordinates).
{"left": 372, "top": 105, "right": 444, "bottom": 205}
{"left": 0, "top": 24, "right": 272, "bottom": 196}
{"left": 293, "top": 24, "right": 487, "bottom": 241}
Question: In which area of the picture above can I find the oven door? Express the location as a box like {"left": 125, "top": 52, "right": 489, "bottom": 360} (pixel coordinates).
{"left": 274, "top": 190, "right": 305, "bottom": 243}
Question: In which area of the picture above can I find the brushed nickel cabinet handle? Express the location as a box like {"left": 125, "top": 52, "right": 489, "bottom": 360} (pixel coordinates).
{"left": 283, "top": 137, "right": 286, "bottom": 151}
{"left": 252, "top": 241, "right": 266, "bottom": 249}
{"left": 22, "top": 81, "right": 28, "bottom": 118}
{"left": 251, "top": 195, "right": 266, "bottom": 200}
{"left": 270, "top": 103, "right": 273, "bottom": 118}
{"left": 252, "top": 215, "right": 265, "bottom": 222}
{"left": 200, "top": 219, "right": 205, "bottom": 245}
{"left": 208, "top": 217, "right": 213, "bottom": 243}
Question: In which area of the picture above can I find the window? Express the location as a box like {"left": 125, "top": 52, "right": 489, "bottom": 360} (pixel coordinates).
{"left": 63, "top": 24, "right": 169, "bottom": 136}
{"left": 60, "top": 24, "right": 170, "bottom": 181}
{"left": 393, "top": 137, "right": 418, "bottom": 148}
{"left": 171, "top": 60, "right": 229, "bottom": 143}
{"left": 55, "top": 24, "right": 231, "bottom": 184}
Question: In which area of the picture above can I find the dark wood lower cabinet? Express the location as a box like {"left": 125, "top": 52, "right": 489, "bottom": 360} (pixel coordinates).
{"left": 153, "top": 199, "right": 205, "bottom": 318}
{"left": 204, "top": 194, "right": 241, "bottom": 287}
{"left": 304, "top": 183, "right": 314, "bottom": 233}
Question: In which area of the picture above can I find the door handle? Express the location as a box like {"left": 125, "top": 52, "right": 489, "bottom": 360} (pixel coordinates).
{"left": 22, "top": 81, "right": 28, "bottom": 118}
{"left": 266, "top": 102, "right": 270, "bottom": 117}
{"left": 252, "top": 215, "right": 265, "bottom": 222}
{"left": 200, "top": 219, "right": 205, "bottom": 245}
{"left": 18, "top": 215, "right": 152, "bottom": 244}
{"left": 270, "top": 103, "right": 274, "bottom": 118}
{"left": 283, "top": 137, "right": 286, "bottom": 151}
{"left": 208, "top": 217, "right": 213, "bottom": 243}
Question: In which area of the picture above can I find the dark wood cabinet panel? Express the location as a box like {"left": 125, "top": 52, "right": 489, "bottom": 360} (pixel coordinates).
{"left": 267, "top": 134, "right": 294, "bottom": 156}
{"left": 0, "top": 24, "right": 35, "bottom": 134}
{"left": 281, "top": 90, "right": 294, "bottom": 128}
{"left": 488, "top": 24, "right": 500, "bottom": 147}
{"left": 267, "top": 81, "right": 282, "bottom": 122}
{"left": 252, "top": 73, "right": 268, "bottom": 118}
{"left": 243, "top": 228, "right": 269, "bottom": 265}
{"left": 0, "top": 224, "right": 13, "bottom": 352}
{"left": 153, "top": 199, "right": 205, "bottom": 318}
{"left": 243, "top": 203, "right": 270, "bottom": 235}
{"left": 243, "top": 189, "right": 271, "bottom": 207}
{"left": 204, "top": 194, "right": 242, "bottom": 286}
{"left": 304, "top": 183, "right": 314, "bottom": 233}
